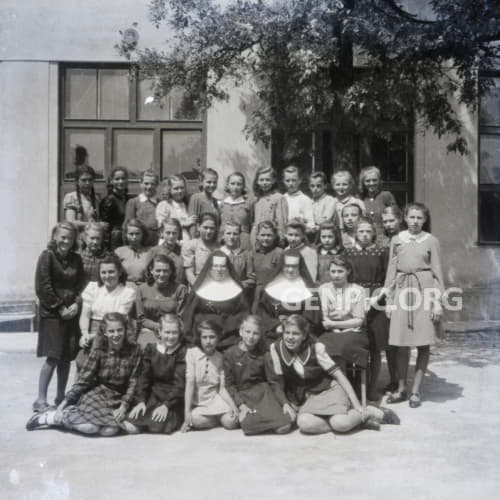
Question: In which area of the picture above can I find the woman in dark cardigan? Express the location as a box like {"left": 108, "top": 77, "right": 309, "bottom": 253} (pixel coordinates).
{"left": 33, "top": 221, "right": 85, "bottom": 412}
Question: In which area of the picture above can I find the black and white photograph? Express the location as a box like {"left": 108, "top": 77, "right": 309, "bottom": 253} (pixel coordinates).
{"left": 1, "top": 0, "right": 499, "bottom": 498}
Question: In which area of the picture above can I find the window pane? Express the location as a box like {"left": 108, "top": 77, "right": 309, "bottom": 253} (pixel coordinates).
{"left": 162, "top": 130, "right": 202, "bottom": 181}
{"left": 480, "top": 77, "right": 500, "bottom": 126}
{"left": 64, "top": 68, "right": 97, "bottom": 119}
{"left": 479, "top": 191, "right": 500, "bottom": 243}
{"left": 170, "top": 87, "right": 202, "bottom": 120}
{"left": 64, "top": 129, "right": 105, "bottom": 181}
{"left": 137, "top": 78, "right": 170, "bottom": 121}
{"left": 361, "top": 133, "right": 408, "bottom": 182}
{"left": 113, "top": 130, "right": 154, "bottom": 180}
{"left": 99, "top": 69, "right": 130, "bottom": 120}
{"left": 480, "top": 135, "right": 500, "bottom": 184}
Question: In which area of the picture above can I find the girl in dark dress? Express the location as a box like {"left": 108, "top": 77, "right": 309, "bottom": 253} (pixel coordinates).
{"left": 254, "top": 249, "right": 321, "bottom": 344}
{"left": 136, "top": 254, "right": 188, "bottom": 349}
{"left": 344, "top": 217, "right": 397, "bottom": 399}
{"left": 27, "top": 313, "right": 142, "bottom": 436}
{"left": 99, "top": 166, "right": 132, "bottom": 250}
{"left": 183, "top": 251, "right": 250, "bottom": 349}
{"left": 33, "top": 222, "right": 85, "bottom": 412}
{"left": 223, "top": 315, "right": 293, "bottom": 435}
{"left": 125, "top": 314, "right": 187, "bottom": 434}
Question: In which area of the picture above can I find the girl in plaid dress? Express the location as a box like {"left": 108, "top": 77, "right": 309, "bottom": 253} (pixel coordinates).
{"left": 26, "top": 313, "right": 142, "bottom": 436}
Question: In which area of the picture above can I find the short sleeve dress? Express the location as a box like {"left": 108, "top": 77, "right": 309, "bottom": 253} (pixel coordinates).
{"left": 185, "top": 346, "right": 231, "bottom": 416}
{"left": 266, "top": 339, "right": 351, "bottom": 417}
{"left": 318, "top": 283, "right": 369, "bottom": 369}
{"left": 114, "top": 245, "right": 153, "bottom": 286}
{"left": 135, "top": 282, "right": 188, "bottom": 348}
{"left": 63, "top": 191, "right": 100, "bottom": 222}
{"left": 384, "top": 231, "right": 444, "bottom": 347}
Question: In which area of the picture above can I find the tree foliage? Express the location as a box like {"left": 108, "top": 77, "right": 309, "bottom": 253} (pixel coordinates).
{"left": 119, "top": 0, "right": 500, "bottom": 158}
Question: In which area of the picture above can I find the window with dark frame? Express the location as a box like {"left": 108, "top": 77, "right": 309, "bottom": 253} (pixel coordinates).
{"left": 271, "top": 126, "right": 413, "bottom": 208}
{"left": 478, "top": 74, "right": 500, "bottom": 245}
{"left": 59, "top": 64, "right": 206, "bottom": 209}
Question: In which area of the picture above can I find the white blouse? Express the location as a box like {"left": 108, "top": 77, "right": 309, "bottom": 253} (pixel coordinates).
{"left": 79, "top": 282, "right": 136, "bottom": 334}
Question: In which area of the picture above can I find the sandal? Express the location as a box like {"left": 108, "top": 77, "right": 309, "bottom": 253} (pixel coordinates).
{"left": 32, "top": 400, "right": 50, "bottom": 413}
{"left": 386, "top": 391, "right": 407, "bottom": 404}
{"left": 26, "top": 413, "right": 43, "bottom": 431}
{"left": 409, "top": 393, "right": 421, "bottom": 408}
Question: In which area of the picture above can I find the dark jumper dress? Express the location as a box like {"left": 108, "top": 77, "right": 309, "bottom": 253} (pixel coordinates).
{"left": 128, "top": 342, "right": 187, "bottom": 433}
{"left": 224, "top": 343, "right": 292, "bottom": 435}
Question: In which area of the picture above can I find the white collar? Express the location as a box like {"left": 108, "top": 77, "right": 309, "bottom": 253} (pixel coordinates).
{"left": 156, "top": 342, "right": 181, "bottom": 355}
{"left": 265, "top": 275, "right": 312, "bottom": 302}
{"left": 138, "top": 193, "right": 158, "bottom": 204}
{"left": 196, "top": 277, "right": 242, "bottom": 301}
{"left": 223, "top": 196, "right": 245, "bottom": 205}
{"left": 399, "top": 230, "right": 429, "bottom": 243}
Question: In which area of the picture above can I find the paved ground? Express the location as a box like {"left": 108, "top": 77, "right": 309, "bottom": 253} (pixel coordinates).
{"left": 1, "top": 330, "right": 499, "bottom": 500}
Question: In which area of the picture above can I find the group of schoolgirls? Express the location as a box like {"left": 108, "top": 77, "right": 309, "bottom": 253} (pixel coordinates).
{"left": 26, "top": 161, "right": 445, "bottom": 436}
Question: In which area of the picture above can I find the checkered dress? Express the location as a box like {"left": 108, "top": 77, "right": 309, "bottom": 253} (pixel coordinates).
{"left": 63, "top": 342, "right": 142, "bottom": 427}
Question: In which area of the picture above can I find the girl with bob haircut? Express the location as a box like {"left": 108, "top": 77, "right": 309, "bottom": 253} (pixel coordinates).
{"left": 266, "top": 314, "right": 400, "bottom": 434}
{"left": 181, "top": 320, "right": 239, "bottom": 432}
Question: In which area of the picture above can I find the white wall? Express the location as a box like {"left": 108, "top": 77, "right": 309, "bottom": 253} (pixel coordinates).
{"left": 0, "top": 0, "right": 499, "bottom": 320}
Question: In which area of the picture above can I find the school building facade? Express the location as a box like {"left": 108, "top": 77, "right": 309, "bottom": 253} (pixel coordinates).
{"left": 0, "top": 1, "right": 499, "bottom": 325}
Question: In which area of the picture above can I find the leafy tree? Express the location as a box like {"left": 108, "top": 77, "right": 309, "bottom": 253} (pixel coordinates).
{"left": 119, "top": 0, "right": 499, "bottom": 166}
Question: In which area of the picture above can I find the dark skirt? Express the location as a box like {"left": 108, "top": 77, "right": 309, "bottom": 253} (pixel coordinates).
{"left": 366, "top": 308, "right": 389, "bottom": 352}
{"left": 62, "top": 385, "right": 123, "bottom": 427}
{"left": 319, "top": 329, "right": 369, "bottom": 369}
{"left": 127, "top": 395, "right": 183, "bottom": 434}
{"left": 37, "top": 317, "right": 80, "bottom": 362}
{"left": 238, "top": 382, "right": 292, "bottom": 435}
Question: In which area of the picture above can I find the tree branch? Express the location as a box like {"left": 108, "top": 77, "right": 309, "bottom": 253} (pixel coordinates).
{"left": 376, "top": 0, "right": 436, "bottom": 24}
